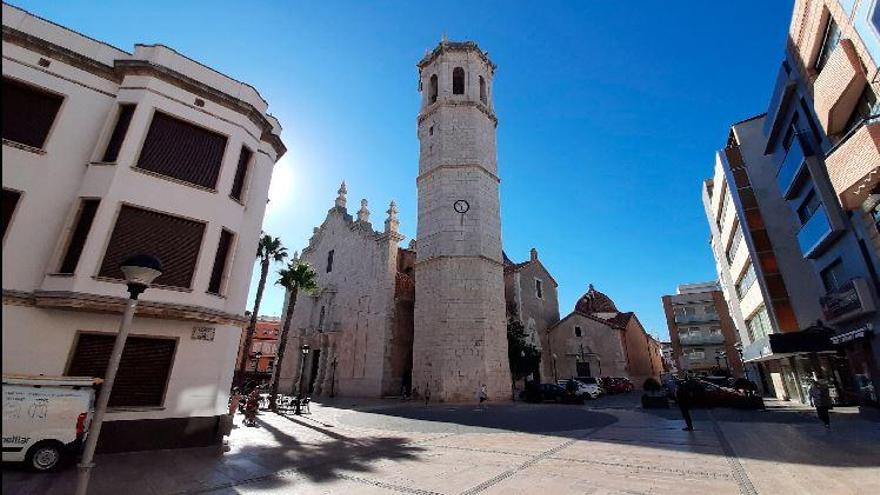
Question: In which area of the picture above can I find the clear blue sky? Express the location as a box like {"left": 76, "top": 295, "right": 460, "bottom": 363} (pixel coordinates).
{"left": 18, "top": 1, "right": 795, "bottom": 340}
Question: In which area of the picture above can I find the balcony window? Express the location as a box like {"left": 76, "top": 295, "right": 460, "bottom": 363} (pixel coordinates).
{"left": 726, "top": 223, "right": 743, "bottom": 264}
{"left": 717, "top": 192, "right": 732, "bottom": 230}
{"left": 814, "top": 16, "right": 841, "bottom": 74}
{"left": 736, "top": 263, "right": 757, "bottom": 299}
{"left": 137, "top": 111, "right": 227, "bottom": 190}
{"left": 58, "top": 199, "right": 100, "bottom": 274}
{"left": 746, "top": 306, "right": 772, "bottom": 343}
{"left": 842, "top": 86, "right": 879, "bottom": 136}
{"left": 797, "top": 189, "right": 822, "bottom": 225}
{"left": 2, "top": 78, "right": 64, "bottom": 149}
{"left": 101, "top": 104, "right": 135, "bottom": 162}
{"left": 776, "top": 133, "right": 808, "bottom": 197}
{"left": 797, "top": 205, "right": 833, "bottom": 257}
{"left": 820, "top": 259, "right": 846, "bottom": 292}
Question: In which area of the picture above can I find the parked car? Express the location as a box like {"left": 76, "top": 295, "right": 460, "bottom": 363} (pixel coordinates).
{"left": 574, "top": 376, "right": 604, "bottom": 396}
{"left": 601, "top": 377, "right": 634, "bottom": 394}
{"left": 521, "top": 384, "right": 584, "bottom": 404}
{"left": 691, "top": 380, "right": 765, "bottom": 409}
{"left": 558, "top": 379, "right": 600, "bottom": 399}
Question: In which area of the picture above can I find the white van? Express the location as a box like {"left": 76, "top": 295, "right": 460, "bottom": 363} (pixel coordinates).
{"left": 2, "top": 375, "right": 100, "bottom": 471}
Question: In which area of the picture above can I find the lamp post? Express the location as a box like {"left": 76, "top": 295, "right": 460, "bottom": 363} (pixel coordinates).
{"left": 294, "top": 344, "right": 310, "bottom": 415}
{"left": 714, "top": 350, "right": 722, "bottom": 369}
{"left": 734, "top": 342, "right": 745, "bottom": 379}
{"left": 552, "top": 353, "right": 559, "bottom": 382}
{"left": 76, "top": 254, "right": 162, "bottom": 495}
{"left": 329, "top": 357, "right": 338, "bottom": 398}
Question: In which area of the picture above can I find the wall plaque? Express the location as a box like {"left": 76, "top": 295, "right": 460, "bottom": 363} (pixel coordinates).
{"left": 192, "top": 327, "right": 215, "bottom": 342}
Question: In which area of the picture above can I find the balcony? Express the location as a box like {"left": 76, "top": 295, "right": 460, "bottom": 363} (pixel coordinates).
{"left": 826, "top": 118, "right": 880, "bottom": 209}
{"left": 821, "top": 278, "right": 877, "bottom": 324}
{"left": 674, "top": 313, "right": 719, "bottom": 324}
{"left": 679, "top": 333, "right": 725, "bottom": 345}
{"left": 813, "top": 39, "right": 867, "bottom": 136}
{"left": 797, "top": 205, "right": 841, "bottom": 258}
{"left": 776, "top": 134, "right": 809, "bottom": 198}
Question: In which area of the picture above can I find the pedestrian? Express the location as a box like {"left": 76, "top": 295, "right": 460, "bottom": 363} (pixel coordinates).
{"left": 478, "top": 383, "right": 488, "bottom": 410}
{"left": 809, "top": 378, "right": 832, "bottom": 428}
{"left": 243, "top": 388, "right": 260, "bottom": 427}
{"left": 424, "top": 382, "right": 431, "bottom": 406}
{"left": 676, "top": 378, "right": 695, "bottom": 431}
{"left": 228, "top": 387, "right": 242, "bottom": 416}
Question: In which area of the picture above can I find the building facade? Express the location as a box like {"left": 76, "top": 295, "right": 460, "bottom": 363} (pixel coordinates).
{"left": 503, "top": 248, "right": 561, "bottom": 381}
{"left": 234, "top": 316, "right": 280, "bottom": 388}
{"left": 276, "top": 186, "right": 411, "bottom": 399}
{"left": 2, "top": 4, "right": 284, "bottom": 451}
{"left": 412, "top": 41, "right": 511, "bottom": 401}
{"left": 661, "top": 282, "right": 745, "bottom": 378}
{"left": 764, "top": 0, "right": 879, "bottom": 403}
{"left": 547, "top": 285, "right": 662, "bottom": 387}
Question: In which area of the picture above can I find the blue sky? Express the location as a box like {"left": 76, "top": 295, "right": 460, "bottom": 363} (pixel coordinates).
{"left": 18, "top": 1, "right": 795, "bottom": 340}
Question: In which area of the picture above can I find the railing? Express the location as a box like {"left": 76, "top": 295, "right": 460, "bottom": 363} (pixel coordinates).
{"left": 674, "top": 313, "right": 720, "bottom": 324}
{"left": 680, "top": 333, "right": 725, "bottom": 345}
{"left": 797, "top": 205, "right": 833, "bottom": 258}
{"left": 776, "top": 133, "right": 808, "bottom": 198}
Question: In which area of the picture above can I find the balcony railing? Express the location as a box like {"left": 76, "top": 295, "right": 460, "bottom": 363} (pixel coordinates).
{"left": 797, "top": 205, "right": 834, "bottom": 258}
{"left": 674, "top": 313, "right": 720, "bottom": 324}
{"left": 680, "top": 333, "right": 725, "bottom": 345}
{"left": 776, "top": 134, "right": 809, "bottom": 198}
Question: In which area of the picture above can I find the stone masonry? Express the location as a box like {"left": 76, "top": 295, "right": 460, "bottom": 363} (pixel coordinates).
{"left": 412, "top": 41, "right": 512, "bottom": 401}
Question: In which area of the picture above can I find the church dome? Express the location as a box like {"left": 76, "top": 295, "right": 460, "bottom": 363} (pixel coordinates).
{"left": 575, "top": 284, "right": 618, "bottom": 314}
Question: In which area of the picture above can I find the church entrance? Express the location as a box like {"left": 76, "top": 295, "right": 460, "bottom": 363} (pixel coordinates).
{"left": 308, "top": 349, "right": 321, "bottom": 394}
{"left": 576, "top": 362, "right": 591, "bottom": 377}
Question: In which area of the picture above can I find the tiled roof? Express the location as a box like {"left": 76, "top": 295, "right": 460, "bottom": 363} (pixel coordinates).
{"left": 574, "top": 284, "right": 619, "bottom": 314}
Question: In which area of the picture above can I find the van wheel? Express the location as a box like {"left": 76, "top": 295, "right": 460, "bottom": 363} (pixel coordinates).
{"left": 25, "top": 441, "right": 64, "bottom": 472}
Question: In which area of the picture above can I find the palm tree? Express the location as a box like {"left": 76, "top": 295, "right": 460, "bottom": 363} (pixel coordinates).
{"left": 237, "top": 233, "right": 287, "bottom": 388}
{"left": 269, "top": 258, "right": 318, "bottom": 410}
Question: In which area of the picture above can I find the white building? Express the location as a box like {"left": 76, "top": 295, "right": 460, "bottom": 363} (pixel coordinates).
{"left": 2, "top": 4, "right": 284, "bottom": 452}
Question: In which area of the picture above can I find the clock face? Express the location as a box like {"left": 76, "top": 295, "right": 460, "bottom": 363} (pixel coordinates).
{"left": 453, "top": 200, "right": 470, "bottom": 214}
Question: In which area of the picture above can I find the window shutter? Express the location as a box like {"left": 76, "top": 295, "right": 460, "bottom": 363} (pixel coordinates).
{"left": 2, "top": 78, "right": 64, "bottom": 148}
{"left": 137, "top": 112, "right": 227, "bottom": 189}
{"left": 208, "top": 229, "right": 234, "bottom": 294}
{"left": 2, "top": 189, "right": 22, "bottom": 240}
{"left": 67, "top": 333, "right": 176, "bottom": 407}
{"left": 59, "top": 199, "right": 100, "bottom": 274}
{"left": 102, "top": 104, "right": 136, "bottom": 162}
{"left": 230, "top": 147, "right": 252, "bottom": 200}
{"left": 99, "top": 205, "right": 205, "bottom": 289}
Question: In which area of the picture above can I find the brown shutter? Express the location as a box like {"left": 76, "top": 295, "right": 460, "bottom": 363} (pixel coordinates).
{"left": 2, "top": 189, "right": 22, "bottom": 240}
{"left": 229, "top": 146, "right": 252, "bottom": 200}
{"left": 137, "top": 112, "right": 227, "bottom": 189}
{"left": 2, "top": 77, "right": 64, "bottom": 149}
{"left": 59, "top": 199, "right": 100, "bottom": 274}
{"left": 67, "top": 333, "right": 176, "bottom": 407}
{"left": 102, "top": 104, "right": 135, "bottom": 162}
{"left": 208, "top": 229, "right": 234, "bottom": 294}
{"left": 99, "top": 205, "right": 205, "bottom": 289}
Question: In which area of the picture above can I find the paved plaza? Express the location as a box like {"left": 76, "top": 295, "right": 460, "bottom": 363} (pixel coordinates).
{"left": 4, "top": 393, "right": 880, "bottom": 495}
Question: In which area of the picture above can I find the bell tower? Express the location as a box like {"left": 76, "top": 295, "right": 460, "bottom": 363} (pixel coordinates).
{"left": 412, "top": 40, "right": 510, "bottom": 401}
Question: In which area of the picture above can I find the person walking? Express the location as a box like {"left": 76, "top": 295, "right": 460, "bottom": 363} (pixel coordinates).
{"left": 228, "top": 387, "right": 242, "bottom": 417}
{"left": 478, "top": 383, "right": 488, "bottom": 411}
{"left": 809, "top": 378, "right": 832, "bottom": 428}
{"left": 676, "top": 378, "right": 695, "bottom": 431}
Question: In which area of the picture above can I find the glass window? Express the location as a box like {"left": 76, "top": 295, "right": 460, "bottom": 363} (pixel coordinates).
{"left": 815, "top": 15, "right": 841, "bottom": 73}
{"left": 746, "top": 306, "right": 772, "bottom": 342}
{"left": 820, "top": 259, "right": 846, "bottom": 292}
{"left": 726, "top": 223, "right": 744, "bottom": 264}
{"left": 736, "top": 263, "right": 757, "bottom": 299}
{"left": 843, "top": 86, "right": 879, "bottom": 135}
{"left": 797, "top": 189, "right": 822, "bottom": 225}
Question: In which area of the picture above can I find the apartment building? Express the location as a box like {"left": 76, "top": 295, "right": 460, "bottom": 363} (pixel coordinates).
{"left": 661, "top": 282, "right": 744, "bottom": 378}
{"left": 2, "top": 4, "right": 285, "bottom": 451}
{"left": 234, "top": 316, "right": 281, "bottom": 388}
{"left": 762, "top": 0, "right": 879, "bottom": 403}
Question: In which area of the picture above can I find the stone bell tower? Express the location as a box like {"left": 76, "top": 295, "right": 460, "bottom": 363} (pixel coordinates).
{"left": 412, "top": 40, "right": 511, "bottom": 401}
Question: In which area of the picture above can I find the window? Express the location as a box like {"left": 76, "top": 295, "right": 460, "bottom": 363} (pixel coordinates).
{"left": 208, "top": 229, "right": 234, "bottom": 294}
{"left": 101, "top": 104, "right": 135, "bottom": 162}
{"left": 2, "top": 189, "right": 22, "bottom": 241}
{"left": 535, "top": 279, "right": 543, "bottom": 299}
{"left": 230, "top": 146, "right": 252, "bottom": 201}
{"left": 782, "top": 115, "right": 798, "bottom": 151}
{"left": 843, "top": 86, "right": 879, "bottom": 136}
{"left": 99, "top": 205, "right": 205, "bottom": 289}
{"left": 479, "top": 76, "right": 487, "bottom": 103}
{"left": 58, "top": 199, "right": 100, "bottom": 274}
{"left": 746, "top": 306, "right": 772, "bottom": 343}
{"left": 137, "top": 111, "right": 227, "bottom": 189}
{"left": 820, "top": 259, "right": 846, "bottom": 292}
{"left": 684, "top": 306, "right": 696, "bottom": 316}
{"left": 452, "top": 67, "right": 465, "bottom": 95}
{"left": 726, "top": 223, "right": 744, "bottom": 264}
{"left": 736, "top": 263, "right": 757, "bottom": 299}
{"left": 814, "top": 15, "right": 841, "bottom": 73}
{"left": 717, "top": 192, "right": 732, "bottom": 229}
{"left": 574, "top": 326, "right": 582, "bottom": 337}
{"left": 429, "top": 74, "right": 438, "bottom": 103}
{"left": 318, "top": 306, "right": 326, "bottom": 331}
{"left": 797, "top": 189, "right": 822, "bottom": 225}
{"left": 2, "top": 77, "right": 64, "bottom": 149}
{"left": 688, "top": 349, "right": 705, "bottom": 360}
{"left": 67, "top": 333, "right": 176, "bottom": 407}
{"left": 704, "top": 305, "right": 717, "bottom": 315}
{"left": 250, "top": 359, "right": 258, "bottom": 371}
{"left": 326, "top": 249, "right": 334, "bottom": 273}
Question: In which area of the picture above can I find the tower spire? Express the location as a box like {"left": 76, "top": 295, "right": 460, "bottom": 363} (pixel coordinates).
{"left": 357, "top": 198, "right": 370, "bottom": 223}
{"left": 385, "top": 200, "right": 399, "bottom": 234}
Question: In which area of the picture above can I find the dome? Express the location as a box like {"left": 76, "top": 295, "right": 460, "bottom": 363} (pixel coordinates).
{"left": 575, "top": 284, "right": 619, "bottom": 314}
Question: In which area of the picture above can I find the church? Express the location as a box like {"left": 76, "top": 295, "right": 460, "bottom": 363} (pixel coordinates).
{"left": 276, "top": 39, "right": 661, "bottom": 401}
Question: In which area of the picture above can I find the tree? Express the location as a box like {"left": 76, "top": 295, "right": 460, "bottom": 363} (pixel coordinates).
{"left": 507, "top": 319, "right": 541, "bottom": 395}
{"left": 237, "top": 233, "right": 287, "bottom": 389}
{"left": 269, "top": 258, "right": 318, "bottom": 410}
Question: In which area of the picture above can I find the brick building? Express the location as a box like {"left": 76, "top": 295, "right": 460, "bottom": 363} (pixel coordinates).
{"left": 234, "top": 316, "right": 281, "bottom": 388}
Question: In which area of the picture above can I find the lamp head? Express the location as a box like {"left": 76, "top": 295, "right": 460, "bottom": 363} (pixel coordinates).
{"left": 120, "top": 254, "right": 163, "bottom": 298}
{"left": 301, "top": 344, "right": 310, "bottom": 355}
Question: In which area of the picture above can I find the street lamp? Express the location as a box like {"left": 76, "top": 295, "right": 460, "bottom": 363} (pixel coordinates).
{"left": 734, "top": 342, "right": 745, "bottom": 379}
{"left": 294, "top": 344, "right": 310, "bottom": 415}
{"left": 552, "top": 353, "right": 559, "bottom": 382}
{"left": 76, "top": 254, "right": 162, "bottom": 495}
{"left": 329, "top": 357, "right": 338, "bottom": 398}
